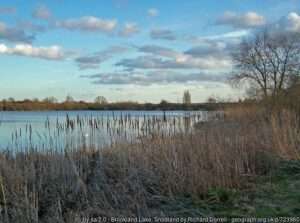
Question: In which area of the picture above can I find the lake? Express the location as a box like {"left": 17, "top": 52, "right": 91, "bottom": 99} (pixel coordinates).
{"left": 0, "top": 110, "right": 217, "bottom": 152}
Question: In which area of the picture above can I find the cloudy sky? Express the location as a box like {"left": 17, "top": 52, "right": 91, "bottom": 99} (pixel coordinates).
{"left": 1, "top": 0, "right": 300, "bottom": 103}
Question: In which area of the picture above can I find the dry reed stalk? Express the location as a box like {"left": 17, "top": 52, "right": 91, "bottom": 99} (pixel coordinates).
{"left": 0, "top": 174, "right": 8, "bottom": 223}
{"left": 0, "top": 109, "right": 299, "bottom": 221}
{"left": 270, "top": 110, "right": 300, "bottom": 159}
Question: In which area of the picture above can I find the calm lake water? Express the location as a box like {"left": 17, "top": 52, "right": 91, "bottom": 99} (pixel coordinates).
{"left": 0, "top": 110, "right": 213, "bottom": 151}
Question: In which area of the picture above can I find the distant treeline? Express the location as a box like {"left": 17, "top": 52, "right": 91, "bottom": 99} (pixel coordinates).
{"left": 0, "top": 99, "right": 232, "bottom": 111}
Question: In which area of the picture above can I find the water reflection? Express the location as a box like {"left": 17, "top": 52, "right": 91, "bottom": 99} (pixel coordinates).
{"left": 183, "top": 113, "right": 191, "bottom": 132}
{"left": 0, "top": 110, "right": 221, "bottom": 152}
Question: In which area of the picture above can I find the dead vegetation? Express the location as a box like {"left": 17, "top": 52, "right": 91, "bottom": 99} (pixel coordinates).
{"left": 0, "top": 107, "right": 299, "bottom": 222}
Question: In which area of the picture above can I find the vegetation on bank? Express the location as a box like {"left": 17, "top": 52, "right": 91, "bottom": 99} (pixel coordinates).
{"left": 0, "top": 90, "right": 234, "bottom": 111}
{"left": 0, "top": 103, "right": 300, "bottom": 222}
{"left": 0, "top": 99, "right": 230, "bottom": 111}
{"left": 157, "top": 160, "right": 300, "bottom": 217}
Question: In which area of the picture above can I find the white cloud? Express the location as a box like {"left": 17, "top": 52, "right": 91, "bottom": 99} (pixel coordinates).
{"left": 188, "top": 30, "right": 249, "bottom": 44}
{"left": 17, "top": 21, "right": 46, "bottom": 33}
{"left": 119, "top": 22, "right": 139, "bottom": 37}
{"left": 55, "top": 16, "right": 117, "bottom": 33}
{"left": 0, "top": 43, "right": 65, "bottom": 60}
{"left": 150, "top": 29, "right": 177, "bottom": 40}
{"left": 81, "top": 70, "right": 227, "bottom": 85}
{"left": 32, "top": 5, "right": 51, "bottom": 20}
{"left": 269, "top": 12, "right": 300, "bottom": 34}
{"left": 0, "top": 21, "right": 34, "bottom": 43}
{"left": 148, "top": 8, "right": 159, "bottom": 17}
{"left": 138, "top": 45, "right": 178, "bottom": 58}
{"left": 130, "top": 45, "right": 232, "bottom": 70}
{"left": 75, "top": 46, "right": 129, "bottom": 70}
{"left": 216, "top": 11, "right": 266, "bottom": 28}
{"left": 285, "top": 12, "right": 300, "bottom": 32}
{"left": 185, "top": 42, "right": 227, "bottom": 57}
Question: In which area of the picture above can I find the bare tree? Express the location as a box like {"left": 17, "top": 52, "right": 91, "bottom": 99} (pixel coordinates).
{"left": 207, "top": 96, "right": 217, "bottom": 103}
{"left": 94, "top": 96, "right": 107, "bottom": 104}
{"left": 7, "top": 97, "right": 15, "bottom": 102}
{"left": 231, "top": 30, "right": 300, "bottom": 99}
{"left": 183, "top": 90, "right": 191, "bottom": 104}
{"left": 43, "top": 96, "right": 58, "bottom": 103}
{"left": 65, "top": 95, "right": 74, "bottom": 103}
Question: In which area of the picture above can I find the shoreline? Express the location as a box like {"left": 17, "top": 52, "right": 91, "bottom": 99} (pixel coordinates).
{"left": 0, "top": 100, "right": 241, "bottom": 112}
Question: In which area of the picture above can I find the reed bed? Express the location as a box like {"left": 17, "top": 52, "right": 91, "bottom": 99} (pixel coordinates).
{"left": 0, "top": 109, "right": 299, "bottom": 222}
{"left": 8, "top": 111, "right": 216, "bottom": 154}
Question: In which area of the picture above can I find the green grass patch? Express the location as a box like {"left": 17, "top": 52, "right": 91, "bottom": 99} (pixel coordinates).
{"left": 162, "top": 160, "right": 300, "bottom": 217}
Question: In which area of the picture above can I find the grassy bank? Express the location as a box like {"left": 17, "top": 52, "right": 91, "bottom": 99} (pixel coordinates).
{"left": 0, "top": 99, "right": 228, "bottom": 111}
{"left": 0, "top": 105, "right": 299, "bottom": 222}
{"left": 207, "top": 160, "right": 300, "bottom": 217}
{"left": 141, "top": 160, "right": 300, "bottom": 217}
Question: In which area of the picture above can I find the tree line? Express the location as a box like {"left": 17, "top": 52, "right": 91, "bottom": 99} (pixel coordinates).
{"left": 0, "top": 90, "right": 234, "bottom": 111}
{"left": 0, "top": 97, "right": 225, "bottom": 111}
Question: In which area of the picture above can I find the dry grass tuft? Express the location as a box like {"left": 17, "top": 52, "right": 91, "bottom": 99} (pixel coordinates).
{"left": 0, "top": 107, "right": 299, "bottom": 222}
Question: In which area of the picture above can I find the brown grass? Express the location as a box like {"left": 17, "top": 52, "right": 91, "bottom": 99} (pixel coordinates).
{"left": 0, "top": 106, "right": 299, "bottom": 222}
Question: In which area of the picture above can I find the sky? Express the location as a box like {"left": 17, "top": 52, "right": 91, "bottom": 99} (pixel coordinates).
{"left": 1, "top": 0, "right": 300, "bottom": 103}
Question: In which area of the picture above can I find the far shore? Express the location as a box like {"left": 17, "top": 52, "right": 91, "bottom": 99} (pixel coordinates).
{"left": 0, "top": 100, "right": 241, "bottom": 111}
